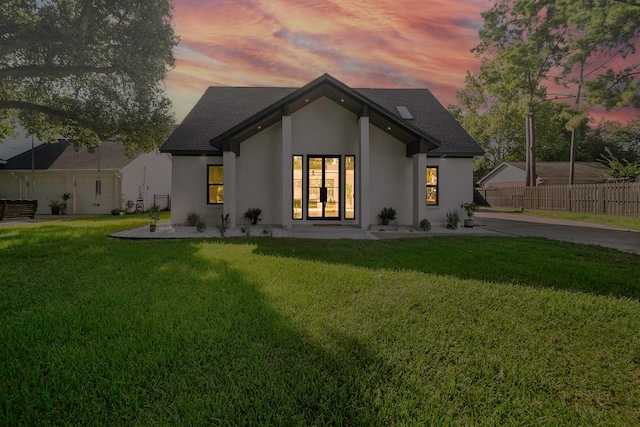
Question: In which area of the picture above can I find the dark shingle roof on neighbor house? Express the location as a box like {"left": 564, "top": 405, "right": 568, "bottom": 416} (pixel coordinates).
{"left": 477, "top": 161, "right": 609, "bottom": 186}
{"left": 161, "top": 74, "right": 483, "bottom": 157}
{"left": 0, "top": 140, "right": 141, "bottom": 170}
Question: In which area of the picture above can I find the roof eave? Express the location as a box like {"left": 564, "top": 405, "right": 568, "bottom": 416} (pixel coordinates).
{"left": 209, "top": 73, "right": 442, "bottom": 152}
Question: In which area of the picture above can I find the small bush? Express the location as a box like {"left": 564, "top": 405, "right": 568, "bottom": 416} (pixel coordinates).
{"left": 446, "top": 210, "right": 459, "bottom": 229}
{"left": 419, "top": 218, "right": 431, "bottom": 231}
{"left": 217, "top": 214, "right": 230, "bottom": 236}
{"left": 243, "top": 208, "right": 262, "bottom": 225}
{"left": 186, "top": 211, "right": 201, "bottom": 227}
{"left": 196, "top": 219, "right": 207, "bottom": 232}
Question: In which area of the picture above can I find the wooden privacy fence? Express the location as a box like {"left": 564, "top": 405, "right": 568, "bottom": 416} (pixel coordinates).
{"left": 475, "top": 182, "right": 640, "bottom": 217}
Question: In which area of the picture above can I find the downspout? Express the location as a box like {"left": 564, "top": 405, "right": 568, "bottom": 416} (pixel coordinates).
{"left": 115, "top": 171, "right": 123, "bottom": 210}
{"left": 10, "top": 173, "right": 23, "bottom": 199}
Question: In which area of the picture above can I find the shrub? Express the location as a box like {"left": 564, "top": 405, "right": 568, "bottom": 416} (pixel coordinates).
{"left": 419, "top": 218, "right": 431, "bottom": 231}
{"left": 196, "top": 219, "right": 207, "bottom": 232}
{"left": 217, "top": 214, "right": 230, "bottom": 236}
{"left": 186, "top": 211, "right": 201, "bottom": 227}
{"left": 243, "top": 208, "right": 262, "bottom": 225}
{"left": 446, "top": 210, "right": 459, "bottom": 229}
{"left": 460, "top": 202, "right": 480, "bottom": 218}
{"left": 379, "top": 207, "right": 397, "bottom": 225}
{"left": 148, "top": 204, "right": 160, "bottom": 225}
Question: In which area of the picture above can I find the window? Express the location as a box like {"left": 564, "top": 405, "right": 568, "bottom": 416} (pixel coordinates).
{"left": 345, "top": 155, "right": 355, "bottom": 219}
{"left": 293, "top": 156, "right": 303, "bottom": 219}
{"left": 426, "top": 166, "right": 438, "bottom": 206}
{"left": 208, "top": 165, "right": 224, "bottom": 204}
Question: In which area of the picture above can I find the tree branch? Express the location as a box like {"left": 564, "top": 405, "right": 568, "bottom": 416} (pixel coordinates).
{"left": 0, "top": 100, "right": 76, "bottom": 120}
{"left": 0, "top": 65, "right": 120, "bottom": 79}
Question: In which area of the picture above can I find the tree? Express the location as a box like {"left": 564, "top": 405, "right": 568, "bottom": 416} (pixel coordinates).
{"left": 474, "top": 0, "right": 640, "bottom": 186}
{"left": 452, "top": 72, "right": 525, "bottom": 182}
{"left": 474, "top": 0, "right": 569, "bottom": 186}
{"left": 0, "top": 0, "right": 178, "bottom": 151}
{"left": 598, "top": 147, "right": 640, "bottom": 182}
{"left": 579, "top": 119, "right": 640, "bottom": 163}
{"left": 558, "top": 0, "right": 640, "bottom": 183}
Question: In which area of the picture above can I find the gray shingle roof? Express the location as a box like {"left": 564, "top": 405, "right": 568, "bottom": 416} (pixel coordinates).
{"left": 161, "top": 75, "right": 482, "bottom": 157}
{"left": 0, "top": 140, "right": 140, "bottom": 170}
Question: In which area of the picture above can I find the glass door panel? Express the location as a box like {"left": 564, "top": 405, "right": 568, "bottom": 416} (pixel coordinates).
{"left": 307, "top": 156, "right": 340, "bottom": 219}
{"left": 293, "top": 156, "right": 303, "bottom": 219}
{"left": 324, "top": 157, "right": 340, "bottom": 218}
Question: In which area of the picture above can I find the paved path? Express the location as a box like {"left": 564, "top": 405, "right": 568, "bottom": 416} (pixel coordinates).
{"left": 474, "top": 211, "right": 640, "bottom": 255}
{"left": 3, "top": 212, "right": 638, "bottom": 254}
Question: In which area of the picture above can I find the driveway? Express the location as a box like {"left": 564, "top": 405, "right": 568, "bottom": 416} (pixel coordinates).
{"left": 474, "top": 211, "right": 640, "bottom": 255}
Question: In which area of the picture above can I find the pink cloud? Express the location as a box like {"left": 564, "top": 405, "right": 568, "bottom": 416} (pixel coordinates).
{"left": 167, "top": 0, "right": 637, "bottom": 125}
{"left": 167, "top": 0, "right": 490, "bottom": 120}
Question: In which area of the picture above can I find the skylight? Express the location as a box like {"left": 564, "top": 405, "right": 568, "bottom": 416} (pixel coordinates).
{"left": 395, "top": 106, "right": 414, "bottom": 120}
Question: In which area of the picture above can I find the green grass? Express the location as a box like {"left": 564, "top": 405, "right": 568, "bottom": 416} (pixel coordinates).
{"left": 1, "top": 217, "right": 639, "bottom": 425}
{"left": 486, "top": 208, "right": 640, "bottom": 231}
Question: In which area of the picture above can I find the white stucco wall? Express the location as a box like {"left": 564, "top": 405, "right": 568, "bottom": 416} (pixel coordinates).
{"left": 169, "top": 96, "right": 477, "bottom": 229}
{"left": 0, "top": 171, "right": 120, "bottom": 214}
{"left": 480, "top": 164, "right": 525, "bottom": 187}
{"left": 236, "top": 124, "right": 283, "bottom": 225}
{"left": 120, "top": 151, "right": 172, "bottom": 210}
{"left": 171, "top": 155, "right": 223, "bottom": 225}
{"left": 423, "top": 157, "right": 475, "bottom": 226}
{"left": 369, "top": 126, "right": 413, "bottom": 226}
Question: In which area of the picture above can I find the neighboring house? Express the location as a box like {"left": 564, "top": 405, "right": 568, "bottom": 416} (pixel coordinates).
{"left": 0, "top": 135, "right": 171, "bottom": 215}
{"left": 477, "top": 162, "right": 609, "bottom": 188}
{"left": 161, "top": 74, "right": 483, "bottom": 228}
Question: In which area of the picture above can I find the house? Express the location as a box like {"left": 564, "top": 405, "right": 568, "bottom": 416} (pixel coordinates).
{"left": 0, "top": 131, "right": 172, "bottom": 214}
{"left": 160, "top": 74, "right": 483, "bottom": 229}
{"left": 477, "top": 161, "right": 609, "bottom": 188}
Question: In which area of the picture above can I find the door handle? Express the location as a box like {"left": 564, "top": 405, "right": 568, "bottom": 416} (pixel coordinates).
{"left": 320, "top": 187, "right": 327, "bottom": 204}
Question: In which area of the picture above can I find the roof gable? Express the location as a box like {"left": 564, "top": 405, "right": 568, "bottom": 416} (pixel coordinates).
{"left": 161, "top": 73, "right": 483, "bottom": 158}
{"left": 0, "top": 140, "right": 140, "bottom": 170}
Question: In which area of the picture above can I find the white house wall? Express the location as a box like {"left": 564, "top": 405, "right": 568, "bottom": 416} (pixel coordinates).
{"left": 120, "top": 152, "right": 172, "bottom": 210}
{"left": 291, "top": 97, "right": 360, "bottom": 155}
{"left": 0, "top": 171, "right": 120, "bottom": 214}
{"left": 0, "top": 172, "right": 22, "bottom": 199}
{"left": 481, "top": 164, "right": 525, "bottom": 187}
{"left": 75, "top": 173, "right": 117, "bottom": 214}
{"left": 236, "top": 124, "right": 283, "bottom": 225}
{"left": 369, "top": 126, "right": 413, "bottom": 226}
{"left": 172, "top": 155, "right": 222, "bottom": 225}
{"left": 169, "top": 96, "right": 477, "bottom": 229}
{"left": 425, "top": 157, "right": 475, "bottom": 225}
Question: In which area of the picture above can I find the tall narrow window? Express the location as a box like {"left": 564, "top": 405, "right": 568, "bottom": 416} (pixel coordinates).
{"left": 345, "top": 156, "right": 355, "bottom": 219}
{"left": 426, "top": 166, "right": 438, "bottom": 206}
{"left": 208, "top": 165, "right": 224, "bottom": 204}
{"left": 293, "top": 156, "right": 303, "bottom": 219}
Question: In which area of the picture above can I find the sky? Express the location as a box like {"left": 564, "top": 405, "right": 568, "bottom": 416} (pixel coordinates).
{"left": 165, "top": 0, "right": 636, "bottom": 124}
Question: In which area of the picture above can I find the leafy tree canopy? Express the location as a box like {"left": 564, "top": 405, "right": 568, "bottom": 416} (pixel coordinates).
{"left": 0, "top": 0, "right": 178, "bottom": 151}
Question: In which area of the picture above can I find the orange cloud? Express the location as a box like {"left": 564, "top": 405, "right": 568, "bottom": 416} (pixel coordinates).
{"left": 167, "top": 0, "right": 638, "bottom": 125}
{"left": 167, "top": 0, "right": 488, "bottom": 121}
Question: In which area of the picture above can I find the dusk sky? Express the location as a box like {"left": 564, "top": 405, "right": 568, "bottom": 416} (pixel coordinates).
{"left": 165, "top": 0, "right": 636, "bottom": 124}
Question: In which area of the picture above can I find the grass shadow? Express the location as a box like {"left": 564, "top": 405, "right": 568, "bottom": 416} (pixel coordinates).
{"left": 0, "top": 227, "right": 397, "bottom": 425}
{"left": 250, "top": 235, "right": 640, "bottom": 300}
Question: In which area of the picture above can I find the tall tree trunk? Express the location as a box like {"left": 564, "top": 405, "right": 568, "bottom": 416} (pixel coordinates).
{"left": 569, "top": 62, "right": 584, "bottom": 185}
{"left": 525, "top": 105, "right": 536, "bottom": 187}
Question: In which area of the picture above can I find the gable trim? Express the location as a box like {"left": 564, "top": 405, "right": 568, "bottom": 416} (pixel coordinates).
{"left": 209, "top": 74, "right": 441, "bottom": 155}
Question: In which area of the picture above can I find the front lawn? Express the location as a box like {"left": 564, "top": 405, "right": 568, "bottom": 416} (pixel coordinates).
{"left": 1, "top": 217, "right": 639, "bottom": 425}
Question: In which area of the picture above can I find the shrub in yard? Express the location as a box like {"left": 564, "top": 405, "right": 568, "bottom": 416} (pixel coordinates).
{"left": 186, "top": 211, "right": 201, "bottom": 227}
{"left": 419, "top": 218, "right": 431, "bottom": 231}
{"left": 446, "top": 210, "right": 459, "bottom": 229}
{"left": 196, "top": 219, "right": 207, "bottom": 232}
{"left": 217, "top": 214, "right": 230, "bottom": 236}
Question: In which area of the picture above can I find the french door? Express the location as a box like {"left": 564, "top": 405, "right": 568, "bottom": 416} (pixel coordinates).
{"left": 307, "top": 156, "right": 340, "bottom": 219}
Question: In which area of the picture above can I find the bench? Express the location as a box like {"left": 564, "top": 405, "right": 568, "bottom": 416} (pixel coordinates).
{"left": 0, "top": 199, "right": 39, "bottom": 221}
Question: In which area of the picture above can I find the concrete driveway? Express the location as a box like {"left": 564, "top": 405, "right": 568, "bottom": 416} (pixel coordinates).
{"left": 474, "top": 211, "right": 640, "bottom": 255}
